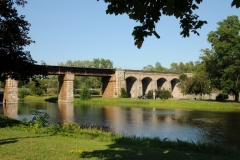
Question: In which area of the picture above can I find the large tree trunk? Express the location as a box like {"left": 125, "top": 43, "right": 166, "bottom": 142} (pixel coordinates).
{"left": 234, "top": 92, "right": 239, "bottom": 102}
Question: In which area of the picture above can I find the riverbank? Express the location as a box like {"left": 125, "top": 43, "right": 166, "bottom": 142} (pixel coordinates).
{"left": 22, "top": 95, "right": 240, "bottom": 112}
{"left": 0, "top": 116, "right": 239, "bottom": 160}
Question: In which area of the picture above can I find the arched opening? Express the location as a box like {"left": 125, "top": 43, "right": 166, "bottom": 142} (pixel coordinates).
{"left": 157, "top": 78, "right": 167, "bottom": 89}
{"left": 171, "top": 78, "right": 180, "bottom": 98}
{"left": 171, "top": 78, "right": 178, "bottom": 91}
{"left": 126, "top": 77, "right": 137, "bottom": 98}
{"left": 142, "top": 77, "right": 152, "bottom": 94}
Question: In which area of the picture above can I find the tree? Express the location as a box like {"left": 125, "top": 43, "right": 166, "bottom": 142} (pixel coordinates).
{"left": 100, "top": 0, "right": 239, "bottom": 48}
{"left": 177, "top": 73, "right": 210, "bottom": 99}
{"left": 200, "top": 15, "right": 240, "bottom": 102}
{"left": 0, "top": 0, "right": 46, "bottom": 82}
{"left": 142, "top": 62, "right": 168, "bottom": 72}
{"left": 25, "top": 76, "right": 47, "bottom": 96}
{"left": 119, "top": 88, "right": 128, "bottom": 98}
{"left": 147, "top": 88, "right": 172, "bottom": 100}
{"left": 18, "top": 88, "right": 28, "bottom": 100}
{"left": 80, "top": 86, "right": 91, "bottom": 100}
{"left": 169, "top": 61, "right": 197, "bottom": 73}
{"left": 58, "top": 59, "right": 113, "bottom": 89}
{"left": 93, "top": 58, "right": 113, "bottom": 69}
{"left": 177, "top": 73, "right": 188, "bottom": 95}
{"left": 185, "top": 74, "right": 210, "bottom": 98}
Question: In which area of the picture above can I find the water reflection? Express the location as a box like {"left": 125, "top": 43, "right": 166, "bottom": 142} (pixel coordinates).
{"left": 1, "top": 102, "right": 240, "bottom": 148}
{"left": 58, "top": 103, "right": 74, "bottom": 123}
{"left": 3, "top": 103, "right": 18, "bottom": 119}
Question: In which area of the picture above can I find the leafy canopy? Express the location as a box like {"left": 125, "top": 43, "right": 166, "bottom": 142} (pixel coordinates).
{"left": 99, "top": 0, "right": 239, "bottom": 48}
{"left": 200, "top": 15, "right": 240, "bottom": 102}
{"left": 0, "top": 0, "right": 46, "bottom": 82}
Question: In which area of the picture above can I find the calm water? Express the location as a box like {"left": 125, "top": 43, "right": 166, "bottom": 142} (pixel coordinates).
{"left": 1, "top": 102, "right": 240, "bottom": 148}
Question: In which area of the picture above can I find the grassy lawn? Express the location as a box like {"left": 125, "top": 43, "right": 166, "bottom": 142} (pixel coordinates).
{"left": 0, "top": 116, "right": 240, "bottom": 160}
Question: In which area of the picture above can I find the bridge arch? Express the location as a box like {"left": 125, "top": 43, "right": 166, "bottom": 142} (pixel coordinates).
{"left": 142, "top": 77, "right": 152, "bottom": 95}
{"left": 171, "top": 78, "right": 178, "bottom": 91}
{"left": 171, "top": 78, "right": 181, "bottom": 98}
{"left": 157, "top": 78, "right": 167, "bottom": 89}
{"left": 126, "top": 76, "right": 137, "bottom": 98}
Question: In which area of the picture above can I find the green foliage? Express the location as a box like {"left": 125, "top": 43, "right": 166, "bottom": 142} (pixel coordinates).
{"left": 0, "top": 81, "right": 4, "bottom": 88}
{"left": 147, "top": 88, "right": 172, "bottom": 100}
{"left": 143, "top": 61, "right": 200, "bottom": 73}
{"left": 158, "top": 88, "right": 172, "bottom": 100}
{"left": 46, "top": 75, "right": 58, "bottom": 88}
{"left": 216, "top": 93, "right": 229, "bottom": 102}
{"left": 80, "top": 86, "right": 91, "bottom": 100}
{"left": 147, "top": 90, "right": 153, "bottom": 99}
{"left": 24, "top": 76, "right": 48, "bottom": 96}
{"left": 18, "top": 110, "right": 50, "bottom": 133}
{"left": 59, "top": 59, "right": 113, "bottom": 89}
{"left": 119, "top": 88, "right": 128, "bottom": 98}
{"left": 18, "top": 88, "right": 29, "bottom": 100}
{"left": 178, "top": 73, "right": 210, "bottom": 97}
{"left": 200, "top": 15, "right": 240, "bottom": 101}
{"left": 0, "top": 0, "right": 48, "bottom": 82}
{"left": 31, "top": 110, "right": 50, "bottom": 127}
{"left": 143, "top": 62, "right": 168, "bottom": 72}
{"left": 31, "top": 87, "right": 44, "bottom": 96}
{"left": 169, "top": 61, "right": 199, "bottom": 73}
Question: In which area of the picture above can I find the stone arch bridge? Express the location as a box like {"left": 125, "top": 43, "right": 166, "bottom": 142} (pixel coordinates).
{"left": 3, "top": 65, "right": 182, "bottom": 103}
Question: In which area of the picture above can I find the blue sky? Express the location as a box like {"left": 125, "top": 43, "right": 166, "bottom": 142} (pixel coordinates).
{"left": 18, "top": 1, "right": 239, "bottom": 69}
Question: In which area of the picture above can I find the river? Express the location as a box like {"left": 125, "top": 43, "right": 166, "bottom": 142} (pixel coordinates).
{"left": 1, "top": 102, "right": 240, "bottom": 148}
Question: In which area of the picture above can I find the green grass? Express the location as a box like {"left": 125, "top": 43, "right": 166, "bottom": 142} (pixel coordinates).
{"left": 22, "top": 95, "right": 240, "bottom": 112}
{"left": 23, "top": 95, "right": 58, "bottom": 102}
{"left": 1, "top": 116, "right": 240, "bottom": 160}
{"left": 75, "top": 97, "right": 240, "bottom": 112}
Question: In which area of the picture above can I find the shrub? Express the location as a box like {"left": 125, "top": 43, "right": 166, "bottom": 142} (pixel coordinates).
{"left": 158, "top": 88, "right": 172, "bottom": 100}
{"left": 147, "top": 90, "right": 153, "bottom": 99}
{"left": 119, "top": 88, "right": 128, "bottom": 98}
{"left": 147, "top": 88, "right": 172, "bottom": 100}
{"left": 31, "top": 87, "right": 44, "bottom": 96}
{"left": 18, "top": 88, "right": 29, "bottom": 100}
{"left": 216, "top": 93, "right": 228, "bottom": 101}
{"left": 80, "top": 87, "right": 91, "bottom": 100}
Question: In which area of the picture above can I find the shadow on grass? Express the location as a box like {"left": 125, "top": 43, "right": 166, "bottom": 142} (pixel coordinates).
{"left": 201, "top": 99, "right": 239, "bottom": 103}
{"left": 0, "top": 135, "right": 49, "bottom": 146}
{"left": 80, "top": 136, "right": 240, "bottom": 160}
{"left": 44, "top": 96, "right": 58, "bottom": 103}
{"left": 0, "top": 138, "right": 18, "bottom": 145}
{"left": 0, "top": 116, "right": 20, "bottom": 127}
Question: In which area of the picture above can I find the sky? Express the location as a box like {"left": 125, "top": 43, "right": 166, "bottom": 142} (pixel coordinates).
{"left": 17, "top": 1, "right": 239, "bottom": 70}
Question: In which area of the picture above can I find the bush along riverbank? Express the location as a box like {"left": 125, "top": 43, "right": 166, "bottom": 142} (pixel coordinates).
{"left": 0, "top": 114, "right": 240, "bottom": 160}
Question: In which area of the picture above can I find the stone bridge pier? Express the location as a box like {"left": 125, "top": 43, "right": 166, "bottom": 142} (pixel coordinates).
{"left": 3, "top": 78, "right": 18, "bottom": 103}
{"left": 58, "top": 73, "right": 74, "bottom": 102}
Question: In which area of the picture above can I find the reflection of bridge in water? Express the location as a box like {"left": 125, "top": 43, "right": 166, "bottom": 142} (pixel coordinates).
{"left": 3, "top": 65, "right": 183, "bottom": 103}
{"left": 3, "top": 103, "right": 18, "bottom": 119}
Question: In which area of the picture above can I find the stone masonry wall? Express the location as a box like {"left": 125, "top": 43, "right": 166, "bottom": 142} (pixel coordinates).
{"left": 58, "top": 73, "right": 74, "bottom": 102}
{"left": 3, "top": 78, "right": 18, "bottom": 103}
